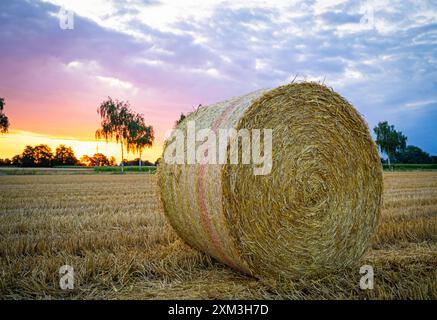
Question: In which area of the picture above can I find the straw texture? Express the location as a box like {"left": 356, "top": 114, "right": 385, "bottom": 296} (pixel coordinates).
{"left": 158, "top": 82, "right": 383, "bottom": 283}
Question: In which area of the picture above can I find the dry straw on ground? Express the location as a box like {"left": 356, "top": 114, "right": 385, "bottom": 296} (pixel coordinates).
{"left": 1, "top": 172, "right": 436, "bottom": 299}
{"left": 158, "top": 82, "right": 383, "bottom": 284}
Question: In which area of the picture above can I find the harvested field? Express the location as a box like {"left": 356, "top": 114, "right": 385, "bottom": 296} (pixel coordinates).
{"left": 0, "top": 172, "right": 436, "bottom": 299}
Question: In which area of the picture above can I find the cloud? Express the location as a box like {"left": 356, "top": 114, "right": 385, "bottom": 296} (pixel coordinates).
{"left": 66, "top": 60, "right": 82, "bottom": 69}
{"left": 1, "top": 0, "right": 437, "bottom": 154}
{"left": 96, "top": 75, "right": 138, "bottom": 94}
{"left": 405, "top": 99, "right": 437, "bottom": 110}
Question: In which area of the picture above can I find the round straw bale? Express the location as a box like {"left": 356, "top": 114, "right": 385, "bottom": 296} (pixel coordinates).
{"left": 158, "top": 82, "right": 383, "bottom": 283}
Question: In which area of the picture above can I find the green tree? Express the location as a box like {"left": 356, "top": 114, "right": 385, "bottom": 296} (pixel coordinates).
{"left": 96, "top": 98, "right": 136, "bottom": 173}
{"left": 20, "top": 146, "right": 37, "bottom": 167}
{"left": 396, "top": 145, "right": 431, "bottom": 164}
{"left": 0, "top": 97, "right": 10, "bottom": 133}
{"left": 54, "top": 145, "right": 78, "bottom": 166}
{"left": 0, "top": 158, "right": 11, "bottom": 166}
{"left": 79, "top": 153, "right": 109, "bottom": 166}
{"left": 80, "top": 155, "right": 91, "bottom": 166}
{"left": 11, "top": 154, "right": 22, "bottom": 166}
{"left": 18, "top": 144, "right": 53, "bottom": 167}
{"left": 373, "top": 121, "right": 407, "bottom": 166}
{"left": 92, "top": 153, "right": 109, "bottom": 166}
{"left": 129, "top": 113, "right": 154, "bottom": 167}
{"left": 32, "top": 144, "right": 54, "bottom": 167}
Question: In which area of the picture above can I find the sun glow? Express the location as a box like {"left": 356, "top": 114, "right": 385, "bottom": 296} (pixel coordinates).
{"left": 0, "top": 130, "right": 163, "bottom": 163}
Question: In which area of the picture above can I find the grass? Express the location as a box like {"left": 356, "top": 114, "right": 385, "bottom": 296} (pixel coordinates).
{"left": 0, "top": 167, "right": 94, "bottom": 175}
{"left": 383, "top": 164, "right": 437, "bottom": 171}
{"left": 0, "top": 172, "right": 436, "bottom": 299}
{"left": 3, "top": 163, "right": 432, "bottom": 175}
{"left": 93, "top": 166, "right": 157, "bottom": 173}
{"left": 0, "top": 166, "right": 156, "bottom": 175}
{"left": 52, "top": 165, "right": 90, "bottom": 169}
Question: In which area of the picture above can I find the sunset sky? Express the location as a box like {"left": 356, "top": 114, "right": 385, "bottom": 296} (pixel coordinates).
{"left": 0, "top": 0, "right": 436, "bottom": 162}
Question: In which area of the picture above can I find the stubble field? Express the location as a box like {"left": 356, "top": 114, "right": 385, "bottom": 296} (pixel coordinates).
{"left": 0, "top": 172, "right": 436, "bottom": 299}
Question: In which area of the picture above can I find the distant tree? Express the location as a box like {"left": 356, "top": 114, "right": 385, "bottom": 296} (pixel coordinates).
{"left": 109, "top": 156, "right": 117, "bottom": 166}
{"left": 96, "top": 98, "right": 136, "bottom": 173}
{"left": 374, "top": 121, "right": 407, "bottom": 166}
{"left": 0, "top": 97, "right": 10, "bottom": 133}
{"left": 16, "top": 144, "right": 53, "bottom": 167}
{"left": 0, "top": 158, "right": 11, "bottom": 166}
{"left": 92, "top": 153, "right": 109, "bottom": 166}
{"left": 96, "top": 98, "right": 154, "bottom": 172}
{"left": 20, "top": 146, "right": 36, "bottom": 167}
{"left": 143, "top": 159, "right": 153, "bottom": 166}
{"left": 155, "top": 157, "right": 161, "bottom": 166}
{"left": 11, "top": 154, "right": 22, "bottom": 166}
{"left": 32, "top": 144, "right": 54, "bottom": 167}
{"left": 124, "top": 158, "right": 153, "bottom": 166}
{"left": 129, "top": 113, "right": 154, "bottom": 167}
{"left": 79, "top": 153, "right": 109, "bottom": 166}
{"left": 396, "top": 145, "right": 432, "bottom": 164}
{"left": 80, "top": 155, "right": 92, "bottom": 166}
{"left": 53, "top": 145, "right": 78, "bottom": 166}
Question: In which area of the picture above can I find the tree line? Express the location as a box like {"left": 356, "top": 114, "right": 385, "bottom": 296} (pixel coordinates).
{"left": 0, "top": 144, "right": 159, "bottom": 167}
{"left": 374, "top": 121, "right": 437, "bottom": 165}
{"left": 1, "top": 144, "right": 78, "bottom": 167}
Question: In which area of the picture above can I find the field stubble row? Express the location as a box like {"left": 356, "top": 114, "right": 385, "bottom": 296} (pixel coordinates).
{"left": 0, "top": 172, "right": 436, "bottom": 299}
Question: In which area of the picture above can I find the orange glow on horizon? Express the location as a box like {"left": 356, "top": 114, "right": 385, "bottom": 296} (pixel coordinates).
{"left": 0, "top": 129, "right": 163, "bottom": 163}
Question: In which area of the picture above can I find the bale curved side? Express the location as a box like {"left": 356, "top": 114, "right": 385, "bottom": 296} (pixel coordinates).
{"left": 158, "top": 89, "right": 268, "bottom": 275}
